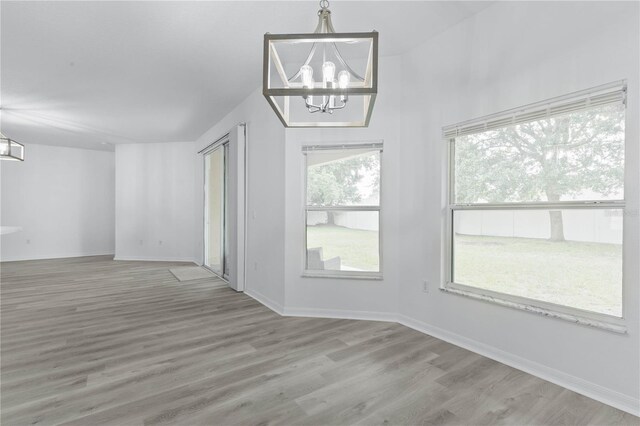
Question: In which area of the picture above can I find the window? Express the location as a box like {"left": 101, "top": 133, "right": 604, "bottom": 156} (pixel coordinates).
{"left": 303, "top": 143, "right": 382, "bottom": 278}
{"left": 444, "top": 82, "right": 626, "bottom": 328}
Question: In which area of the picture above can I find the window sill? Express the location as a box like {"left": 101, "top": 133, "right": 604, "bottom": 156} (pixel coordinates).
{"left": 302, "top": 271, "right": 383, "bottom": 281}
{"left": 441, "top": 284, "right": 627, "bottom": 334}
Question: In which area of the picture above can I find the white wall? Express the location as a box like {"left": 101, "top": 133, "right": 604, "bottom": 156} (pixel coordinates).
{"left": 114, "top": 142, "right": 197, "bottom": 262}
{"left": 195, "top": 57, "right": 402, "bottom": 317}
{"left": 1, "top": 144, "right": 115, "bottom": 261}
{"left": 282, "top": 55, "right": 403, "bottom": 318}
{"left": 398, "top": 0, "right": 639, "bottom": 412}
{"left": 194, "top": 88, "right": 287, "bottom": 308}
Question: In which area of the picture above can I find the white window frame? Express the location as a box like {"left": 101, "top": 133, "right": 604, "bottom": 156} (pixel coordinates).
{"left": 201, "top": 135, "right": 230, "bottom": 282}
{"left": 442, "top": 81, "right": 627, "bottom": 333}
{"left": 302, "top": 142, "right": 383, "bottom": 280}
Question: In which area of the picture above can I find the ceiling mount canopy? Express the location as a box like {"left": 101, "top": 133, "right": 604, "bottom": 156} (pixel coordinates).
{"left": 0, "top": 132, "right": 25, "bottom": 161}
{"left": 263, "top": 0, "right": 378, "bottom": 128}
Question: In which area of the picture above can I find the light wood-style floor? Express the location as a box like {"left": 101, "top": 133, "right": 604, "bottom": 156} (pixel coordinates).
{"left": 1, "top": 256, "right": 637, "bottom": 426}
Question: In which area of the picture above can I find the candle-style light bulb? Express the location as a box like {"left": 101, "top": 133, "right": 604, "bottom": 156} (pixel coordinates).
{"left": 307, "top": 76, "right": 315, "bottom": 105}
{"left": 329, "top": 79, "right": 338, "bottom": 109}
{"left": 338, "top": 70, "right": 350, "bottom": 89}
{"left": 322, "top": 61, "right": 336, "bottom": 84}
{"left": 300, "top": 65, "right": 314, "bottom": 88}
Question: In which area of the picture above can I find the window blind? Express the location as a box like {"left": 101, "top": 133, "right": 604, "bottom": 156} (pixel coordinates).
{"left": 302, "top": 142, "right": 383, "bottom": 152}
{"left": 443, "top": 81, "right": 626, "bottom": 139}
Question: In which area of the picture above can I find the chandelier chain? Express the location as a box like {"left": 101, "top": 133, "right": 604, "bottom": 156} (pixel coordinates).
{"left": 319, "top": 0, "right": 329, "bottom": 10}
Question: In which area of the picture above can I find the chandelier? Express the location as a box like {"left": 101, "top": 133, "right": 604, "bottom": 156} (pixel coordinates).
{"left": 0, "top": 132, "right": 25, "bottom": 161}
{"left": 263, "top": 0, "right": 378, "bottom": 127}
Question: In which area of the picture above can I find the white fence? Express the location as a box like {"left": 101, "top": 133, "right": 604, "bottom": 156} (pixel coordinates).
{"left": 454, "top": 209, "right": 622, "bottom": 244}
{"left": 307, "top": 211, "right": 379, "bottom": 231}
{"left": 307, "top": 209, "right": 622, "bottom": 244}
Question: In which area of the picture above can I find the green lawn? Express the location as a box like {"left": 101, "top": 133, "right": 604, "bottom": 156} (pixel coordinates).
{"left": 454, "top": 234, "right": 622, "bottom": 316}
{"left": 307, "top": 225, "right": 379, "bottom": 271}
{"left": 307, "top": 225, "right": 622, "bottom": 317}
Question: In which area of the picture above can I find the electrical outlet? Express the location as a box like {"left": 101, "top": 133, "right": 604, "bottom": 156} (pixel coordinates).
{"left": 422, "top": 280, "right": 429, "bottom": 293}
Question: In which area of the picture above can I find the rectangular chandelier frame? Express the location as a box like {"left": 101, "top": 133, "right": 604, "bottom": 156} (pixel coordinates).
{"left": 0, "top": 134, "right": 25, "bottom": 161}
{"left": 263, "top": 31, "right": 378, "bottom": 128}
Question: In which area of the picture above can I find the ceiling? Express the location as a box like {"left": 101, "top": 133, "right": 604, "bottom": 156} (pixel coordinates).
{"left": 0, "top": 1, "right": 493, "bottom": 151}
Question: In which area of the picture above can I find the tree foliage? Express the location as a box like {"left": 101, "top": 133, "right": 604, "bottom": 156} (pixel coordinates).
{"left": 455, "top": 104, "right": 625, "bottom": 240}
{"left": 307, "top": 152, "right": 380, "bottom": 206}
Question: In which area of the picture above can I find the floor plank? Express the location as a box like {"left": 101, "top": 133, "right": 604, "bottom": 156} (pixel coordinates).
{"left": 1, "top": 256, "right": 637, "bottom": 425}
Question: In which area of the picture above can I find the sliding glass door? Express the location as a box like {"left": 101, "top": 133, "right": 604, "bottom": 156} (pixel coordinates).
{"left": 204, "top": 142, "right": 229, "bottom": 279}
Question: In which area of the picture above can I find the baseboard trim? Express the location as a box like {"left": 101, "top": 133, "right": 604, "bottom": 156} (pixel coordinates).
{"left": 113, "top": 256, "right": 196, "bottom": 263}
{"left": 397, "top": 314, "right": 640, "bottom": 417}
{"left": 245, "top": 289, "right": 285, "bottom": 315}
{"left": 1, "top": 252, "right": 115, "bottom": 262}
{"left": 284, "top": 306, "right": 397, "bottom": 323}
{"left": 244, "top": 292, "right": 397, "bottom": 324}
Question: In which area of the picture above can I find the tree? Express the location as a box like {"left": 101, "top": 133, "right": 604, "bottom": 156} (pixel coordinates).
{"left": 307, "top": 152, "right": 380, "bottom": 224}
{"left": 455, "top": 104, "right": 625, "bottom": 241}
